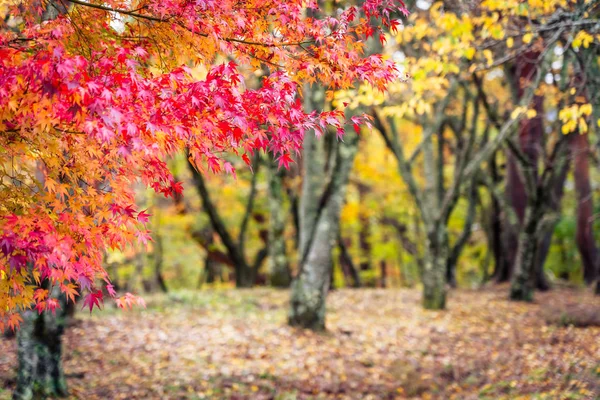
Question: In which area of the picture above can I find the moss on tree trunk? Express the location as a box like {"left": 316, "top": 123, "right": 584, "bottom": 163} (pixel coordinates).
{"left": 13, "top": 288, "right": 67, "bottom": 400}
{"left": 288, "top": 103, "right": 359, "bottom": 329}
{"left": 422, "top": 229, "right": 448, "bottom": 310}
{"left": 510, "top": 203, "right": 541, "bottom": 302}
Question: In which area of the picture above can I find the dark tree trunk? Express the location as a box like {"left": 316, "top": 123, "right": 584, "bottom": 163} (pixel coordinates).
{"left": 570, "top": 131, "right": 598, "bottom": 284}
{"left": 153, "top": 232, "right": 168, "bottom": 293}
{"left": 188, "top": 160, "right": 256, "bottom": 288}
{"left": 533, "top": 149, "right": 570, "bottom": 291}
{"left": 489, "top": 153, "right": 511, "bottom": 282}
{"left": 505, "top": 51, "right": 545, "bottom": 293}
{"left": 357, "top": 183, "right": 372, "bottom": 271}
{"left": 338, "top": 235, "right": 361, "bottom": 288}
{"left": 379, "top": 260, "right": 387, "bottom": 288}
{"left": 503, "top": 152, "right": 527, "bottom": 280}
{"left": 14, "top": 287, "right": 68, "bottom": 400}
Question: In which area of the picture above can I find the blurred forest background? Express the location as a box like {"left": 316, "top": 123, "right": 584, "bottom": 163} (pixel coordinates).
{"left": 101, "top": 0, "right": 600, "bottom": 300}
{"left": 2, "top": 0, "right": 600, "bottom": 399}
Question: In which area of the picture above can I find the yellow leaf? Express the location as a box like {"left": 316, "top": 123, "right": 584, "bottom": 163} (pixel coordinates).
{"left": 580, "top": 103, "right": 592, "bottom": 116}
{"left": 523, "top": 33, "right": 533, "bottom": 44}
{"left": 526, "top": 109, "right": 537, "bottom": 119}
{"left": 511, "top": 106, "right": 525, "bottom": 119}
{"left": 578, "top": 118, "right": 588, "bottom": 134}
{"left": 464, "top": 47, "right": 475, "bottom": 60}
{"left": 506, "top": 37, "right": 514, "bottom": 48}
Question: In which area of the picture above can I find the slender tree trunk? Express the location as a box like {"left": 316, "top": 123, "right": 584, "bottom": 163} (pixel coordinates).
{"left": 357, "top": 183, "right": 372, "bottom": 271}
{"left": 267, "top": 159, "right": 292, "bottom": 287}
{"left": 338, "top": 235, "right": 361, "bottom": 288}
{"left": 14, "top": 286, "right": 68, "bottom": 400}
{"left": 533, "top": 151, "right": 570, "bottom": 291}
{"left": 421, "top": 116, "right": 448, "bottom": 309}
{"left": 188, "top": 161, "right": 256, "bottom": 288}
{"left": 379, "top": 260, "right": 387, "bottom": 288}
{"left": 289, "top": 100, "right": 359, "bottom": 329}
{"left": 153, "top": 232, "right": 168, "bottom": 293}
{"left": 422, "top": 226, "right": 448, "bottom": 309}
{"left": 503, "top": 52, "right": 545, "bottom": 285}
{"left": 510, "top": 202, "right": 540, "bottom": 301}
{"left": 570, "top": 131, "right": 598, "bottom": 284}
{"left": 489, "top": 154, "right": 511, "bottom": 282}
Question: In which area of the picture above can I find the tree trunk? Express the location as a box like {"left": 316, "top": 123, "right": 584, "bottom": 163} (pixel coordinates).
{"left": 379, "top": 260, "right": 387, "bottom": 288}
{"left": 488, "top": 153, "right": 511, "bottom": 282}
{"left": 533, "top": 151, "right": 570, "bottom": 291}
{"left": 267, "top": 159, "right": 292, "bottom": 287}
{"left": 510, "top": 200, "right": 542, "bottom": 301}
{"left": 570, "top": 132, "right": 598, "bottom": 285}
{"left": 14, "top": 287, "right": 68, "bottom": 400}
{"left": 153, "top": 232, "right": 168, "bottom": 293}
{"left": 338, "top": 235, "right": 361, "bottom": 288}
{"left": 503, "top": 52, "right": 545, "bottom": 284}
{"left": 422, "top": 226, "right": 448, "bottom": 310}
{"left": 188, "top": 160, "right": 256, "bottom": 288}
{"left": 289, "top": 113, "right": 359, "bottom": 330}
{"left": 357, "top": 183, "right": 372, "bottom": 271}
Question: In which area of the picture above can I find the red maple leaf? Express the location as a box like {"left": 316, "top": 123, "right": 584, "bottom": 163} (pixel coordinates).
{"left": 82, "top": 290, "right": 103, "bottom": 313}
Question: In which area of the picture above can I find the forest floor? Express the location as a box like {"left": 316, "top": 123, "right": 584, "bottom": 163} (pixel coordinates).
{"left": 1, "top": 286, "right": 599, "bottom": 400}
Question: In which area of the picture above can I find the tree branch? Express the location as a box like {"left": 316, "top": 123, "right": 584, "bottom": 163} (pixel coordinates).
{"left": 187, "top": 159, "right": 246, "bottom": 268}
{"left": 371, "top": 107, "right": 429, "bottom": 223}
{"left": 463, "top": 55, "right": 548, "bottom": 180}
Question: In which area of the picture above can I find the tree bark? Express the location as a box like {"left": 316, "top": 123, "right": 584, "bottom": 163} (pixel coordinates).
{"left": 510, "top": 199, "right": 542, "bottom": 301}
{"left": 533, "top": 148, "right": 570, "bottom": 291}
{"left": 570, "top": 131, "right": 598, "bottom": 284}
{"left": 14, "top": 286, "right": 68, "bottom": 400}
{"left": 422, "top": 226, "right": 449, "bottom": 309}
{"left": 509, "top": 134, "right": 569, "bottom": 300}
{"left": 289, "top": 89, "right": 359, "bottom": 329}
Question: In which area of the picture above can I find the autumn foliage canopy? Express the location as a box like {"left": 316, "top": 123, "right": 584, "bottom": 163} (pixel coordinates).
{"left": 0, "top": 0, "right": 407, "bottom": 330}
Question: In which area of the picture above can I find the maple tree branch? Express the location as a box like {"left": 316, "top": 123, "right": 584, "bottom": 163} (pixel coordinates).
{"left": 67, "top": 0, "right": 167, "bottom": 22}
